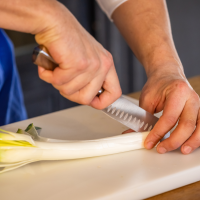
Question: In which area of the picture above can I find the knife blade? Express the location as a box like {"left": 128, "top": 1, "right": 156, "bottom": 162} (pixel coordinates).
{"left": 102, "top": 96, "right": 158, "bottom": 132}
{"left": 32, "top": 45, "right": 158, "bottom": 132}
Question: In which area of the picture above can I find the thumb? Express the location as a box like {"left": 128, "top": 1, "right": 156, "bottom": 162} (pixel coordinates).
{"left": 38, "top": 66, "right": 53, "bottom": 83}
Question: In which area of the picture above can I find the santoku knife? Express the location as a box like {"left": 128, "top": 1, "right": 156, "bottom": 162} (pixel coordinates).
{"left": 32, "top": 45, "right": 158, "bottom": 132}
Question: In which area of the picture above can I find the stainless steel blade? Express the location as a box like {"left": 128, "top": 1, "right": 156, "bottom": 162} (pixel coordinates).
{"left": 102, "top": 96, "right": 158, "bottom": 132}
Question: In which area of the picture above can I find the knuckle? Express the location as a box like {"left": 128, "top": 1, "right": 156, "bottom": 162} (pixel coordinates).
{"left": 164, "top": 116, "right": 178, "bottom": 126}
{"left": 52, "top": 78, "right": 62, "bottom": 86}
{"left": 102, "top": 53, "right": 113, "bottom": 71}
{"left": 191, "top": 92, "right": 200, "bottom": 102}
{"left": 91, "top": 59, "right": 100, "bottom": 72}
{"left": 191, "top": 136, "right": 200, "bottom": 146}
{"left": 173, "top": 80, "right": 189, "bottom": 94}
{"left": 181, "top": 119, "right": 196, "bottom": 130}
{"left": 183, "top": 134, "right": 200, "bottom": 151}
{"left": 175, "top": 80, "right": 187, "bottom": 89}
{"left": 77, "top": 58, "right": 88, "bottom": 71}
{"left": 193, "top": 136, "right": 200, "bottom": 145}
{"left": 152, "top": 132, "right": 163, "bottom": 140}
{"left": 169, "top": 141, "right": 181, "bottom": 150}
{"left": 79, "top": 96, "right": 92, "bottom": 105}
{"left": 60, "top": 87, "right": 73, "bottom": 96}
{"left": 106, "top": 51, "right": 113, "bottom": 62}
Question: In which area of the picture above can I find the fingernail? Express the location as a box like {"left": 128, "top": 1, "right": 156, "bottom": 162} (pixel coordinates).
{"left": 146, "top": 141, "right": 154, "bottom": 149}
{"left": 183, "top": 146, "right": 192, "bottom": 154}
{"left": 158, "top": 147, "right": 167, "bottom": 154}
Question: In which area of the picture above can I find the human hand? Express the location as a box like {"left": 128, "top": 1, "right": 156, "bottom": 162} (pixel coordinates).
{"left": 35, "top": 2, "right": 121, "bottom": 109}
{"left": 139, "top": 69, "right": 200, "bottom": 154}
{"left": 122, "top": 67, "right": 200, "bottom": 154}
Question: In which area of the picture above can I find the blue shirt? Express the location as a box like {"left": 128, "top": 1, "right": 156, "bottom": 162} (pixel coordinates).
{"left": 0, "top": 29, "right": 27, "bottom": 125}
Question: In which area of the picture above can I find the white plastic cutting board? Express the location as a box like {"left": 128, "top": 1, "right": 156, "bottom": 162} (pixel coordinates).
{"left": 1, "top": 98, "right": 200, "bottom": 200}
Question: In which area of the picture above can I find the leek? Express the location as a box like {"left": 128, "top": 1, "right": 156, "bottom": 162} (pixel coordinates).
{"left": 0, "top": 124, "right": 149, "bottom": 174}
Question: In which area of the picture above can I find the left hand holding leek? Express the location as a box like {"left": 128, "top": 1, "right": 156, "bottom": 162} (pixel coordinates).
{"left": 140, "top": 71, "right": 200, "bottom": 155}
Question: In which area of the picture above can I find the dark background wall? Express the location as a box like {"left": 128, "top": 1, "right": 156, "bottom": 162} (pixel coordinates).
{"left": 5, "top": 0, "right": 200, "bottom": 119}
{"left": 167, "top": 0, "right": 200, "bottom": 77}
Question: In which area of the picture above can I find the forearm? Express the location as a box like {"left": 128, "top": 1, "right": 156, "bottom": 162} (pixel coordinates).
{"left": 0, "top": 0, "right": 62, "bottom": 35}
{"left": 112, "top": 0, "right": 184, "bottom": 77}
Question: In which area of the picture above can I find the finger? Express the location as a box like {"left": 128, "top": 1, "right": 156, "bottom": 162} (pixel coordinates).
{"left": 90, "top": 65, "right": 122, "bottom": 109}
{"left": 156, "top": 98, "right": 199, "bottom": 153}
{"left": 51, "top": 67, "right": 82, "bottom": 86}
{"left": 60, "top": 71, "right": 106, "bottom": 105}
{"left": 38, "top": 66, "right": 45, "bottom": 73}
{"left": 51, "top": 56, "right": 100, "bottom": 86}
{"left": 144, "top": 91, "right": 186, "bottom": 150}
{"left": 53, "top": 72, "right": 96, "bottom": 96}
{"left": 38, "top": 66, "right": 54, "bottom": 83}
{"left": 181, "top": 109, "right": 200, "bottom": 154}
{"left": 122, "top": 129, "right": 135, "bottom": 134}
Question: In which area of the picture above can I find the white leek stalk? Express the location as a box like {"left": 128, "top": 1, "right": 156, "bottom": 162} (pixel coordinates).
{"left": 0, "top": 124, "right": 149, "bottom": 174}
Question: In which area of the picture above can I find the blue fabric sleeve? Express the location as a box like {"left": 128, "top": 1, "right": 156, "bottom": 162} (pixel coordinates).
{"left": 0, "top": 29, "right": 27, "bottom": 125}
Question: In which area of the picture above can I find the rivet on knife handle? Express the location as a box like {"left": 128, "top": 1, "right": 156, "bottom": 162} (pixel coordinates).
{"left": 32, "top": 45, "right": 104, "bottom": 96}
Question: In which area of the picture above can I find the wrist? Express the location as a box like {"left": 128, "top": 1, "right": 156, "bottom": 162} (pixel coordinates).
{"left": 143, "top": 45, "right": 185, "bottom": 79}
{"left": 34, "top": 1, "right": 69, "bottom": 43}
{"left": 146, "top": 62, "right": 186, "bottom": 80}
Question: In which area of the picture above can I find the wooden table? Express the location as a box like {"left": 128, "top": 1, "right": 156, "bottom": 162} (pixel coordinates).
{"left": 128, "top": 75, "right": 200, "bottom": 200}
